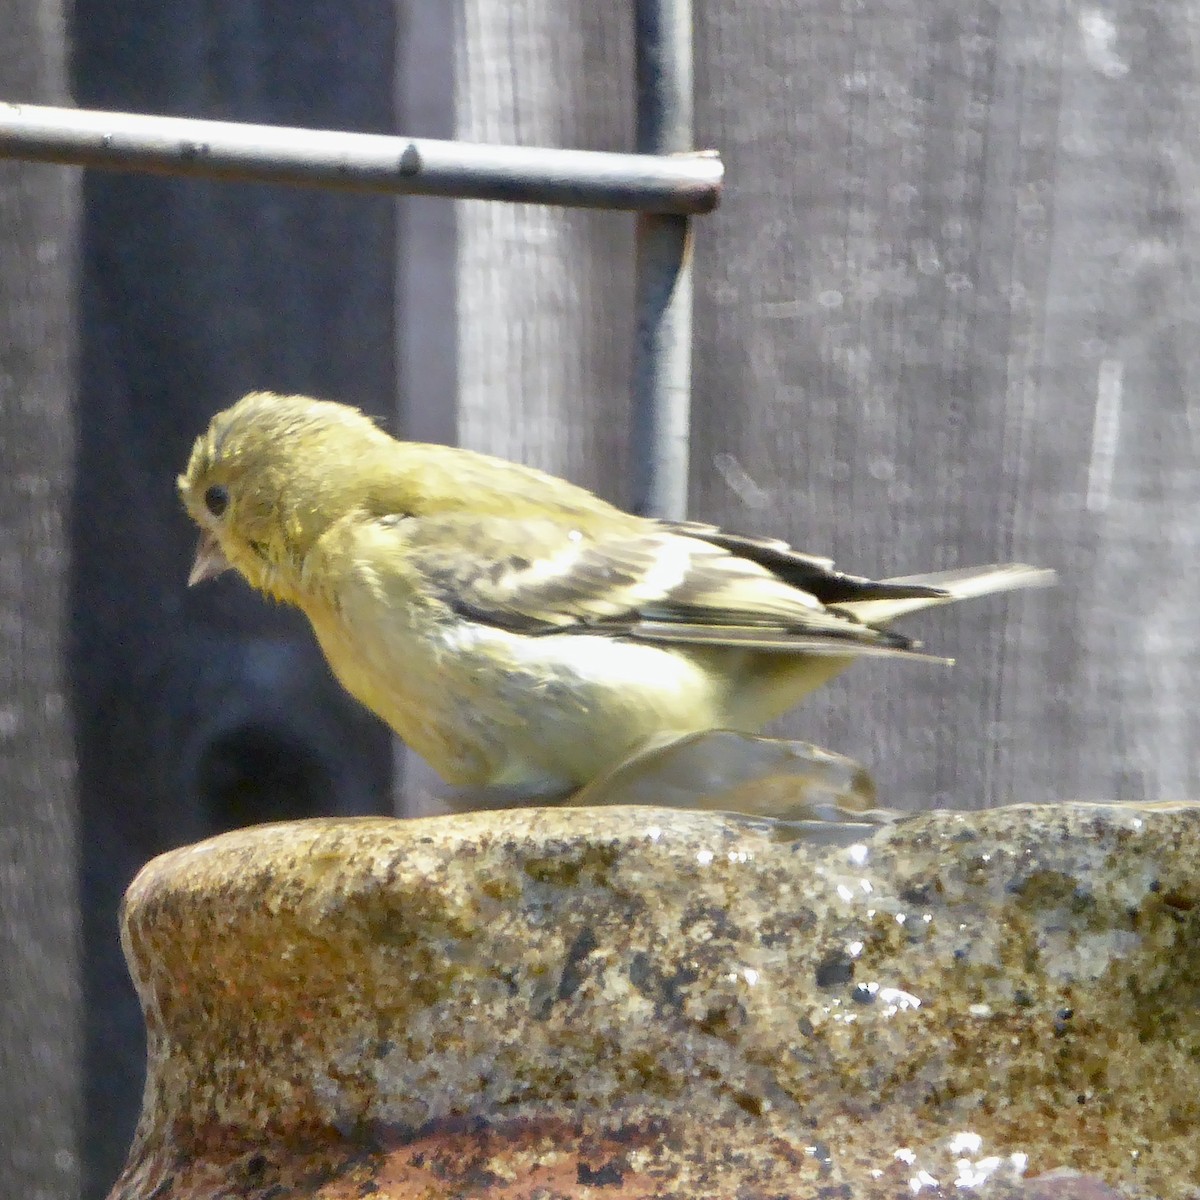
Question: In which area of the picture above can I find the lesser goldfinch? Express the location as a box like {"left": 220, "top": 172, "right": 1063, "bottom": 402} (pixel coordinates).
{"left": 178, "top": 392, "right": 1053, "bottom": 798}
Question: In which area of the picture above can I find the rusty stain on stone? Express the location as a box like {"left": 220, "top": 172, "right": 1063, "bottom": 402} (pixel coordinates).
{"left": 108, "top": 803, "right": 1200, "bottom": 1198}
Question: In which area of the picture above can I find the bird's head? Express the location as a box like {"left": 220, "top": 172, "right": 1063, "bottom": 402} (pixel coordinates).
{"left": 178, "top": 391, "right": 395, "bottom": 600}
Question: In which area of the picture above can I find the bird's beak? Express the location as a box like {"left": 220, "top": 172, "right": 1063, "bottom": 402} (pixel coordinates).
{"left": 188, "top": 530, "right": 232, "bottom": 586}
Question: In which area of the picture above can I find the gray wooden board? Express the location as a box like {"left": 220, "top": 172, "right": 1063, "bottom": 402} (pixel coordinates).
{"left": 64, "top": 0, "right": 400, "bottom": 1189}
{"left": 455, "top": 5, "right": 636, "bottom": 494}
{"left": 0, "top": 0, "right": 82, "bottom": 1196}
{"left": 454, "top": 0, "right": 1200, "bottom": 810}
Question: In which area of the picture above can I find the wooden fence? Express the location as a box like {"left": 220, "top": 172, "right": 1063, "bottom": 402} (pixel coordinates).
{"left": 2, "top": 1, "right": 1198, "bottom": 1195}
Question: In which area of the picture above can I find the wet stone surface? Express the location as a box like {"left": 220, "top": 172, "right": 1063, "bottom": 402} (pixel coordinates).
{"left": 110, "top": 803, "right": 1200, "bottom": 1199}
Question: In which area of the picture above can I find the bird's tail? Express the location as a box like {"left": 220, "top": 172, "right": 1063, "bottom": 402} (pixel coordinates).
{"left": 832, "top": 563, "right": 1056, "bottom": 628}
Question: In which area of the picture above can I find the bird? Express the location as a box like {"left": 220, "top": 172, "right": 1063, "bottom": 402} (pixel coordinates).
{"left": 178, "top": 391, "right": 1053, "bottom": 800}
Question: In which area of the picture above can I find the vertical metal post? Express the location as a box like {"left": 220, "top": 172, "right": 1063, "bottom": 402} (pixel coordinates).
{"left": 632, "top": 0, "right": 694, "bottom": 519}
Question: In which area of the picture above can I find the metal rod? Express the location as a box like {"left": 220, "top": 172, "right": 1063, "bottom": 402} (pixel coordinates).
{"left": 631, "top": 0, "right": 695, "bottom": 519}
{"left": 0, "top": 102, "right": 722, "bottom": 214}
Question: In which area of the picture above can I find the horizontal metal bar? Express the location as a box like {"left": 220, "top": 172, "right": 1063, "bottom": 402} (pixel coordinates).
{"left": 0, "top": 102, "right": 723, "bottom": 214}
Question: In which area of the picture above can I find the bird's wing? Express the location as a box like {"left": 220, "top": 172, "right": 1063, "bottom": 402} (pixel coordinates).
{"left": 660, "top": 521, "right": 951, "bottom": 604}
{"left": 382, "top": 513, "right": 939, "bottom": 660}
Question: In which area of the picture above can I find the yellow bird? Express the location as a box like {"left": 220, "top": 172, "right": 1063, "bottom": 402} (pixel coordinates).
{"left": 179, "top": 392, "right": 1052, "bottom": 798}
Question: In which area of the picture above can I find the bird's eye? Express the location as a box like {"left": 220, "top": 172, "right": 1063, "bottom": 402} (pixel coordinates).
{"left": 204, "top": 484, "right": 230, "bottom": 517}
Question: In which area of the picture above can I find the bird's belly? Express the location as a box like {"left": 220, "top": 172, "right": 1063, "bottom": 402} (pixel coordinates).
{"left": 436, "top": 624, "right": 731, "bottom": 793}
{"left": 312, "top": 612, "right": 728, "bottom": 796}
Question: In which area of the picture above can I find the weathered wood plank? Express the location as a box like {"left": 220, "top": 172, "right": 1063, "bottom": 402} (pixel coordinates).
{"left": 0, "top": 0, "right": 82, "bottom": 1195}
{"left": 454, "top": 0, "right": 1200, "bottom": 809}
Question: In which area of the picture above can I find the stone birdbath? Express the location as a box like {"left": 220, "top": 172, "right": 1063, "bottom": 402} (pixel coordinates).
{"left": 108, "top": 802, "right": 1200, "bottom": 1199}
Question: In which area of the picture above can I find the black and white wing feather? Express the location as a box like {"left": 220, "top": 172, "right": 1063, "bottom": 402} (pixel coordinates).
{"left": 381, "top": 514, "right": 949, "bottom": 660}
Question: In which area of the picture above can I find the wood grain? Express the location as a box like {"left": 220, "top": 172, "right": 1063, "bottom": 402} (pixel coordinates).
{"left": 0, "top": 0, "right": 81, "bottom": 1194}
{"left": 455, "top": 0, "right": 1200, "bottom": 809}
